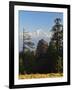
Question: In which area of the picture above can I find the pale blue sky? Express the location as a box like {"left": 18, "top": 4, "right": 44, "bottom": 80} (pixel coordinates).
{"left": 19, "top": 11, "right": 63, "bottom": 32}
{"left": 19, "top": 10, "right": 63, "bottom": 51}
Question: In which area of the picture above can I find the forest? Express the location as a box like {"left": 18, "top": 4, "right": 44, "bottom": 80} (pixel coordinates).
{"left": 19, "top": 18, "right": 63, "bottom": 78}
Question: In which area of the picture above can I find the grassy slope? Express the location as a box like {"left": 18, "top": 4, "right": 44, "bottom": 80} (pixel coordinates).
{"left": 19, "top": 73, "right": 63, "bottom": 79}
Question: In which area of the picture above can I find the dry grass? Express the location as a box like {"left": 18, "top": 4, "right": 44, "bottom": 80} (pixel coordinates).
{"left": 19, "top": 73, "right": 63, "bottom": 79}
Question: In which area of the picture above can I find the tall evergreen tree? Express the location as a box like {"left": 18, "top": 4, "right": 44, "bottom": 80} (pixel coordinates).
{"left": 19, "top": 28, "right": 35, "bottom": 74}
{"left": 48, "top": 18, "right": 63, "bottom": 73}
{"left": 23, "top": 28, "right": 35, "bottom": 52}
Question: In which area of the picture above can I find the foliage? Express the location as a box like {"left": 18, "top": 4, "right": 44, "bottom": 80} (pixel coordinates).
{"left": 48, "top": 18, "right": 63, "bottom": 73}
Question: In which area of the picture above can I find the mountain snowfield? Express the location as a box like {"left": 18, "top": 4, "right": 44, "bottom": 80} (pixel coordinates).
{"left": 19, "top": 29, "right": 53, "bottom": 51}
